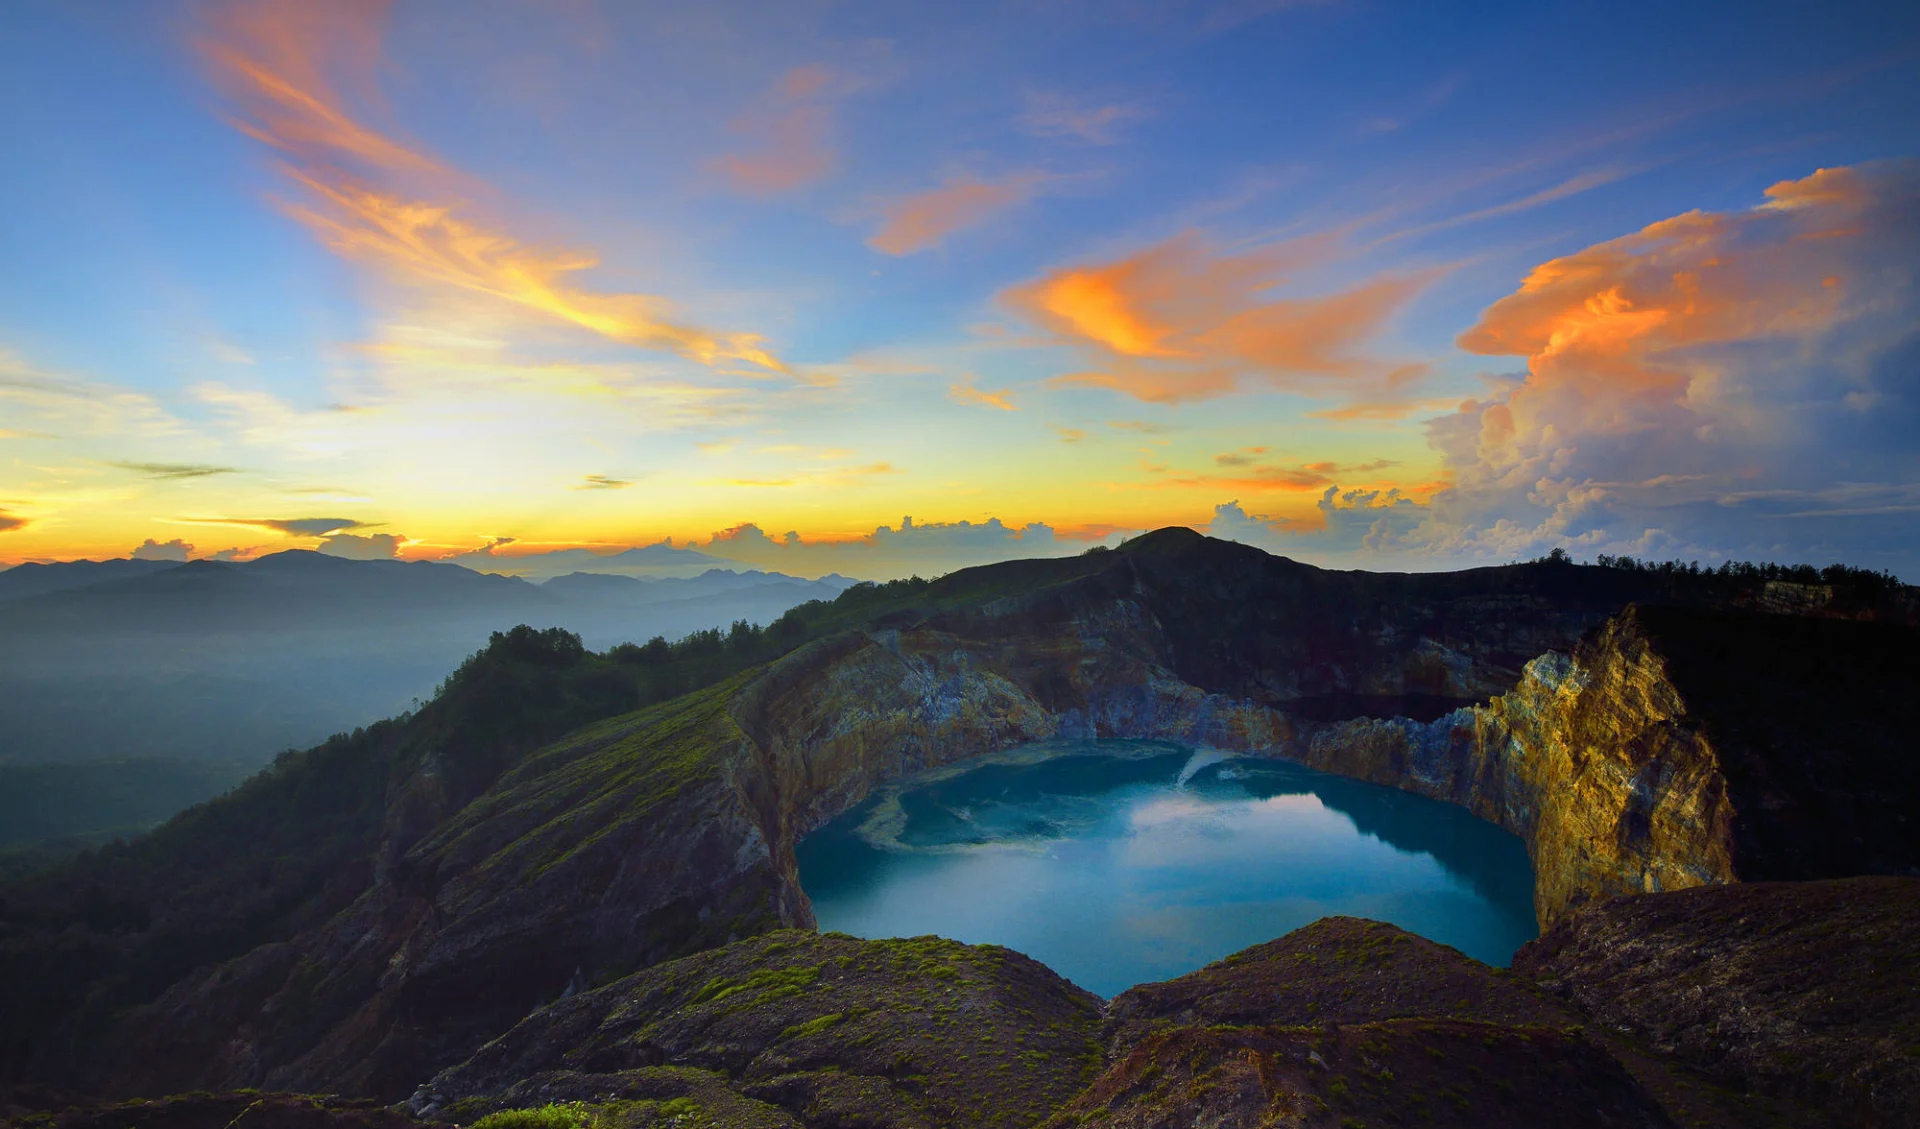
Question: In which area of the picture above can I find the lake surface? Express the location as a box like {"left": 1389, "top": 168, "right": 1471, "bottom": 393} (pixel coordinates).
{"left": 796, "top": 740, "right": 1538, "bottom": 997}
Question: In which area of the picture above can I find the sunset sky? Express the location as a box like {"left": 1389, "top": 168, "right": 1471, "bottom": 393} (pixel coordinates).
{"left": 3, "top": 0, "right": 1917, "bottom": 578}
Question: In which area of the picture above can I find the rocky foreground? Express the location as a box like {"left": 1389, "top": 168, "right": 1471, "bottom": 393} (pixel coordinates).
{"left": 16, "top": 881, "right": 1910, "bottom": 1128}
{"left": 3, "top": 530, "right": 1916, "bottom": 1126}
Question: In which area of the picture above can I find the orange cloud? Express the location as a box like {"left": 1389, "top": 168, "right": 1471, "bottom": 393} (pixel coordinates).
{"left": 1308, "top": 396, "right": 1457, "bottom": 421}
{"left": 868, "top": 174, "right": 1044, "bottom": 255}
{"left": 1421, "top": 161, "right": 1919, "bottom": 558}
{"left": 200, "top": 0, "right": 786, "bottom": 375}
{"left": 280, "top": 170, "right": 786, "bottom": 372}
{"left": 948, "top": 376, "right": 1017, "bottom": 411}
{"left": 713, "top": 65, "right": 841, "bottom": 195}
{"left": 1452, "top": 166, "right": 1872, "bottom": 467}
{"left": 1173, "top": 456, "right": 1400, "bottom": 493}
{"left": 1003, "top": 232, "right": 1426, "bottom": 403}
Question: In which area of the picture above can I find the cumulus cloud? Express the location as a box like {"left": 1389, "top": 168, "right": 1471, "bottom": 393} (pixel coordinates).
{"left": 1003, "top": 232, "right": 1427, "bottom": 403}
{"left": 131, "top": 538, "right": 194, "bottom": 561}
{"left": 1419, "top": 161, "right": 1920, "bottom": 565}
{"left": 317, "top": 531, "right": 405, "bottom": 559}
{"left": 1204, "top": 491, "right": 1427, "bottom": 563}
{"left": 868, "top": 174, "right": 1045, "bottom": 255}
{"left": 699, "top": 515, "right": 1133, "bottom": 579}
{"left": 1218, "top": 162, "right": 1920, "bottom": 573}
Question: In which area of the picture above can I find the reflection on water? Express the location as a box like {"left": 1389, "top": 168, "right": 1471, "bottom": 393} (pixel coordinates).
{"left": 796, "top": 740, "right": 1538, "bottom": 997}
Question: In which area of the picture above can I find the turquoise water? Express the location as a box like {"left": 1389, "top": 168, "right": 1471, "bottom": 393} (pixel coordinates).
{"left": 796, "top": 740, "right": 1538, "bottom": 997}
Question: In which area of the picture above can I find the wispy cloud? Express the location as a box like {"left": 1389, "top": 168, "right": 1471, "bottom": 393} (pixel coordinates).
{"left": 1214, "top": 446, "right": 1269, "bottom": 467}
{"left": 948, "top": 376, "right": 1017, "bottom": 411}
{"left": 1307, "top": 397, "right": 1457, "bottom": 421}
{"left": 577, "top": 474, "right": 634, "bottom": 490}
{"left": 720, "top": 462, "right": 897, "bottom": 488}
{"left": 1378, "top": 167, "right": 1641, "bottom": 245}
{"left": 0, "top": 511, "right": 26, "bottom": 534}
{"left": 200, "top": 0, "right": 787, "bottom": 375}
{"left": 1, "top": 347, "right": 180, "bottom": 438}
{"left": 1004, "top": 232, "right": 1428, "bottom": 402}
{"left": 1019, "top": 93, "right": 1145, "bottom": 145}
{"left": 868, "top": 173, "right": 1047, "bottom": 255}
{"left": 108, "top": 461, "right": 240, "bottom": 480}
{"left": 177, "top": 515, "right": 374, "bottom": 537}
{"left": 712, "top": 65, "right": 843, "bottom": 195}
{"left": 1174, "top": 456, "right": 1400, "bottom": 492}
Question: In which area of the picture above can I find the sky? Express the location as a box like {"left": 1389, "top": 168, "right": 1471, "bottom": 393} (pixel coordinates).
{"left": 2, "top": 0, "right": 1917, "bottom": 579}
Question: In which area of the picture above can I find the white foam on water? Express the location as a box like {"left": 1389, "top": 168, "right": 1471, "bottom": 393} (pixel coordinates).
{"left": 1175, "top": 747, "right": 1231, "bottom": 788}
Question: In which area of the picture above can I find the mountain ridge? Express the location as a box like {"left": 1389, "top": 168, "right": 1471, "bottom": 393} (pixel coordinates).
{"left": 2, "top": 528, "right": 1914, "bottom": 1116}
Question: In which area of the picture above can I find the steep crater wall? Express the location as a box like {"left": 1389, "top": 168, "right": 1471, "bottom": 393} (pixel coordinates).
{"left": 1296, "top": 605, "right": 1920, "bottom": 924}
{"left": 15, "top": 531, "right": 1917, "bottom": 1103}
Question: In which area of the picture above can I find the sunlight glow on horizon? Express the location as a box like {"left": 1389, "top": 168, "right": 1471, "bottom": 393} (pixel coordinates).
{"left": 2, "top": 0, "right": 1916, "bottom": 577}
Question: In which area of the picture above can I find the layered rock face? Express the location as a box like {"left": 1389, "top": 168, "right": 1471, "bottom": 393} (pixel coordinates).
{"left": 1299, "top": 604, "right": 1920, "bottom": 924}
{"left": 7, "top": 530, "right": 1915, "bottom": 1104}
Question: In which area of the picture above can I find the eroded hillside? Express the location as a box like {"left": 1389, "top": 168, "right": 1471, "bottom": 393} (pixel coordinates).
{"left": 2, "top": 529, "right": 1913, "bottom": 1111}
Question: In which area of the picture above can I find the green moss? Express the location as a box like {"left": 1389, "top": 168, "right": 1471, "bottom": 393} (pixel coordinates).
{"left": 780, "top": 1011, "right": 846, "bottom": 1040}
{"left": 693, "top": 963, "right": 820, "bottom": 1007}
{"left": 470, "top": 1103, "right": 586, "bottom": 1129}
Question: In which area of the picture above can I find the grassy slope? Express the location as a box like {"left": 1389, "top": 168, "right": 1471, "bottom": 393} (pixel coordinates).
{"left": 427, "top": 929, "right": 1106, "bottom": 1129}
{"left": 4, "top": 531, "right": 1910, "bottom": 1100}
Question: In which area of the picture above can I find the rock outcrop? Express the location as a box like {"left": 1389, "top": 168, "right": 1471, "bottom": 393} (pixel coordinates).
{"left": 1299, "top": 604, "right": 1920, "bottom": 924}
{"left": 1088, "top": 915, "right": 1828, "bottom": 1129}
{"left": 5, "top": 529, "right": 1915, "bottom": 1104}
{"left": 1101, "top": 917, "right": 1569, "bottom": 1056}
{"left": 415, "top": 929, "right": 1104, "bottom": 1129}
{"left": 1043, "top": 1019, "right": 1677, "bottom": 1129}
{"left": 1515, "top": 877, "right": 1920, "bottom": 1127}
{"left": 417, "top": 914, "right": 1869, "bottom": 1129}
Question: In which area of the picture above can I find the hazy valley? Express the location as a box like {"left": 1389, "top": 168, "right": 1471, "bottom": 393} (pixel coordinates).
{"left": 2, "top": 531, "right": 1915, "bottom": 1127}
{"left": 0, "top": 550, "right": 850, "bottom": 863}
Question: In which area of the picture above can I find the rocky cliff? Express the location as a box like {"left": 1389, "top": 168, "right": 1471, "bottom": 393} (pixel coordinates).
{"left": 4, "top": 529, "right": 1914, "bottom": 1105}
{"left": 414, "top": 907, "right": 1907, "bottom": 1129}
{"left": 1298, "top": 604, "right": 1920, "bottom": 923}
